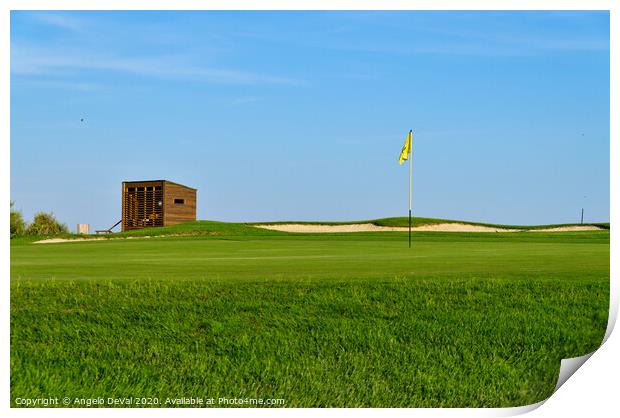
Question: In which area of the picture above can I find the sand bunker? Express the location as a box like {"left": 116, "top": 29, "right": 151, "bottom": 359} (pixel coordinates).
{"left": 254, "top": 223, "right": 604, "bottom": 233}
{"left": 34, "top": 236, "right": 154, "bottom": 244}
{"left": 34, "top": 237, "right": 108, "bottom": 244}
{"left": 532, "top": 225, "right": 604, "bottom": 232}
{"left": 255, "top": 223, "right": 519, "bottom": 233}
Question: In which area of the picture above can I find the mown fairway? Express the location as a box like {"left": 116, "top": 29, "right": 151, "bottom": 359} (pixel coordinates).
{"left": 10, "top": 224, "right": 610, "bottom": 407}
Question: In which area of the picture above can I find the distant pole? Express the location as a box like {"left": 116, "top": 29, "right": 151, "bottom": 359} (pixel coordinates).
{"left": 408, "top": 211, "right": 411, "bottom": 248}
{"left": 409, "top": 131, "right": 413, "bottom": 248}
{"left": 581, "top": 208, "right": 584, "bottom": 225}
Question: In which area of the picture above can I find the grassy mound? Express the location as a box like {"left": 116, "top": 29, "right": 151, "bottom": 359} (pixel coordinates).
{"left": 113, "top": 220, "right": 285, "bottom": 238}
{"left": 74, "top": 217, "right": 610, "bottom": 240}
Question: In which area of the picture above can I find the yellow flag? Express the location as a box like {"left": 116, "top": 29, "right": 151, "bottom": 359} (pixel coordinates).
{"left": 398, "top": 130, "right": 412, "bottom": 165}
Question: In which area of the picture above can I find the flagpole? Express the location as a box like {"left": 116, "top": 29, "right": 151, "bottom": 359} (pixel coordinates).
{"left": 409, "top": 130, "right": 412, "bottom": 248}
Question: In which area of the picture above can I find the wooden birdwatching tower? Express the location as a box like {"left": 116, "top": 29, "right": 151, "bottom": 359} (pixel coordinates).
{"left": 121, "top": 180, "right": 197, "bottom": 231}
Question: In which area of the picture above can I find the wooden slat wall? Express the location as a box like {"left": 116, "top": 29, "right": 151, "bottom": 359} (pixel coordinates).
{"left": 122, "top": 181, "right": 165, "bottom": 231}
{"left": 163, "top": 182, "right": 197, "bottom": 226}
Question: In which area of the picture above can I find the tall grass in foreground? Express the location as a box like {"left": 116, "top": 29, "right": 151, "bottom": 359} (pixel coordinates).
{"left": 11, "top": 275, "right": 607, "bottom": 407}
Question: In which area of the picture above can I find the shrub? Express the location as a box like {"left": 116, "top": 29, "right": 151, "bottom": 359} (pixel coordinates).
{"left": 26, "top": 212, "right": 69, "bottom": 236}
{"left": 10, "top": 201, "right": 27, "bottom": 238}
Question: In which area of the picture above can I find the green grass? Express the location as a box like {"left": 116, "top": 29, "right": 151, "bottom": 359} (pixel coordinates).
{"left": 10, "top": 225, "right": 609, "bottom": 407}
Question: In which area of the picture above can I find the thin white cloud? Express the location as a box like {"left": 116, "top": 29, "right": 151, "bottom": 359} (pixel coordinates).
{"left": 437, "top": 26, "right": 610, "bottom": 54}
{"left": 12, "top": 79, "right": 101, "bottom": 92}
{"left": 503, "top": 35, "right": 609, "bottom": 52}
{"left": 328, "top": 35, "right": 608, "bottom": 57}
{"left": 233, "top": 13, "right": 608, "bottom": 57}
{"left": 30, "top": 13, "right": 87, "bottom": 31}
{"left": 10, "top": 44, "right": 304, "bottom": 86}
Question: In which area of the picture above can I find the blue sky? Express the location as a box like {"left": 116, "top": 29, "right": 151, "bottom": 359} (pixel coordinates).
{"left": 10, "top": 11, "right": 609, "bottom": 230}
